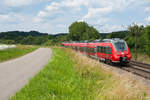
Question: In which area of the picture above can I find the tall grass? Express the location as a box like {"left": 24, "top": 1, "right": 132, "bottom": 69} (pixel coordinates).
{"left": 131, "top": 52, "right": 150, "bottom": 64}
{"left": 67, "top": 49, "right": 150, "bottom": 100}
{"left": 11, "top": 48, "right": 150, "bottom": 100}
{"left": 0, "top": 45, "right": 38, "bottom": 62}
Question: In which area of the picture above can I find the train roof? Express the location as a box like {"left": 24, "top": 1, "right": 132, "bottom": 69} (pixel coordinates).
{"left": 62, "top": 38, "right": 125, "bottom": 44}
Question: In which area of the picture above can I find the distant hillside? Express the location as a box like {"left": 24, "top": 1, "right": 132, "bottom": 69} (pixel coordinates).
{"left": 53, "top": 33, "right": 68, "bottom": 37}
{"left": 107, "top": 30, "right": 128, "bottom": 39}
{"left": 0, "top": 31, "right": 48, "bottom": 38}
{"left": 100, "top": 33, "right": 109, "bottom": 39}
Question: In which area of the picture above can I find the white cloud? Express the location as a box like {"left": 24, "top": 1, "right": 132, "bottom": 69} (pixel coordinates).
{"left": 61, "top": 0, "right": 86, "bottom": 7}
{"left": 144, "top": 7, "right": 150, "bottom": 12}
{"left": 0, "top": 14, "right": 26, "bottom": 23}
{"left": 145, "top": 16, "right": 150, "bottom": 22}
{"left": 37, "top": 11, "right": 49, "bottom": 17}
{"left": 101, "top": 25, "right": 128, "bottom": 33}
{"left": 2, "top": 0, "right": 50, "bottom": 7}
{"left": 37, "top": 2, "right": 60, "bottom": 20}
{"left": 4, "top": 0, "right": 34, "bottom": 7}
{"left": 83, "top": 7, "right": 112, "bottom": 20}
{"left": 0, "top": 14, "right": 10, "bottom": 20}
{"left": 46, "top": 2, "right": 59, "bottom": 11}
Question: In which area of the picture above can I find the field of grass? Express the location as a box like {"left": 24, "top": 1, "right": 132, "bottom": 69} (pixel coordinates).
{"left": 131, "top": 52, "right": 150, "bottom": 64}
{"left": 11, "top": 48, "right": 149, "bottom": 100}
{"left": 0, "top": 45, "right": 38, "bottom": 62}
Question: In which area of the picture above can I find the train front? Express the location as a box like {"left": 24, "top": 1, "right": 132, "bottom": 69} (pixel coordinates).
{"left": 112, "top": 39, "right": 131, "bottom": 64}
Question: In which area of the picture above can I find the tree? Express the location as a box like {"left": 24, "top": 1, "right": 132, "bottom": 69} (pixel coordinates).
{"left": 128, "top": 24, "right": 144, "bottom": 61}
{"left": 67, "top": 21, "right": 101, "bottom": 41}
{"left": 144, "top": 26, "right": 150, "bottom": 55}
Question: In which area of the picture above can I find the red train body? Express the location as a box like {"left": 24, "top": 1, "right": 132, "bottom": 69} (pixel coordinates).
{"left": 61, "top": 38, "right": 131, "bottom": 64}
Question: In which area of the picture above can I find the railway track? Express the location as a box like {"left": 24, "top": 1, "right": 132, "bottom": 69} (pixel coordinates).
{"left": 122, "top": 61, "right": 150, "bottom": 79}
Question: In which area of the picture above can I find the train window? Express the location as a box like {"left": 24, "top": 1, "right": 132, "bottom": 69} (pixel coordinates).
{"left": 108, "top": 47, "right": 112, "bottom": 54}
{"left": 99, "top": 46, "right": 101, "bottom": 53}
{"left": 104, "top": 47, "right": 106, "bottom": 53}
{"left": 102, "top": 46, "right": 104, "bottom": 53}
{"left": 106, "top": 47, "right": 108, "bottom": 54}
{"left": 105, "top": 47, "right": 107, "bottom": 54}
{"left": 102, "top": 47, "right": 104, "bottom": 53}
{"left": 93, "top": 48, "right": 95, "bottom": 53}
{"left": 100, "top": 46, "right": 102, "bottom": 53}
{"left": 97, "top": 47, "right": 99, "bottom": 52}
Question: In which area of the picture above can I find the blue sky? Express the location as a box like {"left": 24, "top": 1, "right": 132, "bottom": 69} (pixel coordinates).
{"left": 0, "top": 0, "right": 150, "bottom": 34}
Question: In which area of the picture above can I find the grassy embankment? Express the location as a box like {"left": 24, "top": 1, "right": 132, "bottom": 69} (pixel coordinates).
{"left": 11, "top": 47, "right": 149, "bottom": 100}
{"left": 0, "top": 45, "right": 38, "bottom": 62}
{"left": 131, "top": 52, "right": 150, "bottom": 64}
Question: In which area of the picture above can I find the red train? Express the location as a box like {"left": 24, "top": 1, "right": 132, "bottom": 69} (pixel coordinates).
{"left": 61, "top": 38, "right": 131, "bottom": 64}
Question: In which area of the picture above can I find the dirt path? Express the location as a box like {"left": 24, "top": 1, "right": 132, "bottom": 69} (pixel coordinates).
{"left": 0, "top": 48, "right": 52, "bottom": 100}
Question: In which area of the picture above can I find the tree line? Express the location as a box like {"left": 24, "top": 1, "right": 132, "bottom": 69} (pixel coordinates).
{"left": 0, "top": 21, "right": 149, "bottom": 56}
{"left": 0, "top": 31, "right": 67, "bottom": 45}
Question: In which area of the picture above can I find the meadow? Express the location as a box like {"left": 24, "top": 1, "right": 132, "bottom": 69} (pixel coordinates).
{"left": 0, "top": 45, "right": 38, "bottom": 62}
{"left": 11, "top": 47, "right": 149, "bottom": 100}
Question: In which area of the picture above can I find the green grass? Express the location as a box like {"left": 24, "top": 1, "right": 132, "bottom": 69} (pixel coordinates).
{"left": 10, "top": 48, "right": 148, "bottom": 100}
{"left": 11, "top": 48, "right": 104, "bottom": 100}
{"left": 0, "top": 45, "right": 38, "bottom": 62}
{"left": 131, "top": 51, "right": 150, "bottom": 64}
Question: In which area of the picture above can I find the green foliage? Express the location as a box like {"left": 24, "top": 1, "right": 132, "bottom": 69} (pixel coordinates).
{"left": 144, "top": 26, "right": 150, "bottom": 55}
{"left": 0, "top": 31, "right": 67, "bottom": 46}
{"left": 127, "top": 25, "right": 146, "bottom": 51}
{"left": 67, "top": 21, "right": 101, "bottom": 41}
{"left": 106, "top": 31, "right": 128, "bottom": 39}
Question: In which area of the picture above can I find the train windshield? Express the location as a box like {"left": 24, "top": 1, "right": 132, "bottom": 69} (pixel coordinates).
{"left": 114, "top": 42, "right": 127, "bottom": 52}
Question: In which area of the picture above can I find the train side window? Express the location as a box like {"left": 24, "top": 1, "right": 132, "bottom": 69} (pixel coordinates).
{"left": 106, "top": 47, "right": 108, "bottom": 54}
{"left": 101, "top": 47, "right": 103, "bottom": 53}
{"left": 98, "top": 46, "right": 100, "bottom": 52}
{"left": 100, "top": 46, "right": 101, "bottom": 53}
{"left": 102, "top": 46, "right": 104, "bottom": 53}
{"left": 99, "top": 46, "right": 101, "bottom": 53}
{"left": 105, "top": 47, "right": 107, "bottom": 54}
{"left": 108, "top": 47, "right": 112, "bottom": 54}
{"left": 104, "top": 47, "right": 106, "bottom": 53}
{"left": 103, "top": 47, "right": 105, "bottom": 53}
